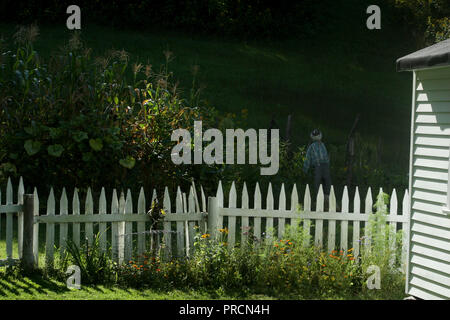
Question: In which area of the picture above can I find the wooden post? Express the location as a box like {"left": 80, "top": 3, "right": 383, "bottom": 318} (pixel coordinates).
{"left": 207, "top": 197, "right": 219, "bottom": 240}
{"left": 22, "top": 194, "right": 35, "bottom": 270}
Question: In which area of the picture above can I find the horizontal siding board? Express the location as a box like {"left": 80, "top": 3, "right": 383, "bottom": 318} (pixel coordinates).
{"left": 416, "top": 102, "right": 450, "bottom": 113}
{"left": 408, "top": 286, "right": 444, "bottom": 300}
{"left": 416, "top": 91, "right": 450, "bottom": 102}
{"left": 412, "top": 190, "right": 446, "bottom": 204}
{"left": 411, "top": 234, "right": 450, "bottom": 253}
{"left": 410, "top": 276, "right": 450, "bottom": 297}
{"left": 413, "top": 168, "right": 447, "bottom": 181}
{"left": 411, "top": 243, "right": 450, "bottom": 262}
{"left": 414, "top": 157, "right": 448, "bottom": 170}
{"left": 415, "top": 125, "right": 450, "bottom": 137}
{"left": 417, "top": 67, "right": 450, "bottom": 80}
{"left": 411, "top": 265, "right": 450, "bottom": 287}
{"left": 412, "top": 222, "right": 450, "bottom": 241}
{"left": 412, "top": 211, "right": 450, "bottom": 227}
{"left": 415, "top": 135, "right": 450, "bottom": 147}
{"left": 412, "top": 178, "right": 447, "bottom": 192}
{"left": 417, "top": 79, "right": 450, "bottom": 91}
{"left": 416, "top": 113, "right": 450, "bottom": 124}
{"left": 414, "top": 145, "right": 449, "bottom": 158}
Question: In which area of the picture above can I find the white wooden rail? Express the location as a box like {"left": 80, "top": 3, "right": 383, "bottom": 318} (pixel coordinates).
{"left": 1, "top": 177, "right": 410, "bottom": 268}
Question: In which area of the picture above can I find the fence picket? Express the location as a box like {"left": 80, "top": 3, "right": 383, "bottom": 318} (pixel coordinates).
{"left": 163, "top": 187, "right": 172, "bottom": 257}
{"left": 85, "top": 188, "right": 94, "bottom": 246}
{"left": 278, "top": 183, "right": 286, "bottom": 239}
{"left": 99, "top": 187, "right": 107, "bottom": 253}
{"left": 188, "top": 187, "right": 196, "bottom": 255}
{"left": 201, "top": 185, "right": 206, "bottom": 212}
{"left": 303, "top": 184, "right": 311, "bottom": 247}
{"left": 33, "top": 188, "right": 39, "bottom": 266}
{"left": 151, "top": 188, "right": 159, "bottom": 252}
{"left": 17, "top": 177, "right": 24, "bottom": 259}
{"left": 364, "top": 187, "right": 373, "bottom": 248}
{"left": 216, "top": 181, "right": 224, "bottom": 230}
{"left": 45, "top": 187, "right": 55, "bottom": 268}
{"left": 137, "top": 187, "right": 146, "bottom": 260}
{"left": 110, "top": 189, "right": 119, "bottom": 262}
{"left": 124, "top": 189, "right": 133, "bottom": 263}
{"left": 254, "top": 182, "right": 262, "bottom": 241}
{"left": 241, "top": 182, "right": 249, "bottom": 247}
{"left": 402, "top": 190, "right": 410, "bottom": 270}
{"left": 290, "top": 184, "right": 299, "bottom": 228}
{"left": 340, "top": 186, "right": 349, "bottom": 252}
{"left": 327, "top": 186, "right": 336, "bottom": 253}
{"left": 389, "top": 188, "right": 398, "bottom": 266}
{"left": 59, "top": 188, "right": 68, "bottom": 261}
{"left": 315, "top": 185, "right": 324, "bottom": 247}
{"left": 118, "top": 190, "right": 126, "bottom": 264}
{"left": 266, "top": 183, "right": 274, "bottom": 239}
{"left": 228, "top": 181, "right": 237, "bottom": 248}
{"left": 353, "top": 187, "right": 361, "bottom": 259}
{"left": 6, "top": 178, "right": 13, "bottom": 262}
{"left": 176, "top": 187, "right": 184, "bottom": 257}
{"left": 72, "top": 188, "right": 80, "bottom": 249}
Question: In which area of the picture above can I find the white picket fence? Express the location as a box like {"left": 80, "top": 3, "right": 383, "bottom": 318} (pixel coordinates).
{"left": 210, "top": 181, "right": 410, "bottom": 266}
{"left": 0, "top": 177, "right": 410, "bottom": 269}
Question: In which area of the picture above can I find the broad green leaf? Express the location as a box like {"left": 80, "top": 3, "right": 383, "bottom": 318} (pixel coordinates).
{"left": 119, "top": 156, "right": 136, "bottom": 169}
{"left": 72, "top": 131, "right": 88, "bottom": 142}
{"left": 89, "top": 138, "right": 103, "bottom": 151}
{"left": 82, "top": 152, "right": 93, "bottom": 162}
{"left": 24, "top": 140, "right": 41, "bottom": 156}
{"left": 47, "top": 144, "right": 64, "bottom": 157}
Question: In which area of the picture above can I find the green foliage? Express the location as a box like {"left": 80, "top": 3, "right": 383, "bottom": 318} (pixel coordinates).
{"left": 0, "top": 27, "right": 216, "bottom": 193}
{"left": 64, "top": 233, "right": 115, "bottom": 285}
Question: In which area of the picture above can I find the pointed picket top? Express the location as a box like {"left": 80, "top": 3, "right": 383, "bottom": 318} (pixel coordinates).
{"left": 163, "top": 187, "right": 171, "bottom": 213}
{"left": 151, "top": 188, "right": 158, "bottom": 206}
{"left": 73, "top": 188, "right": 80, "bottom": 214}
{"left": 316, "top": 184, "right": 324, "bottom": 211}
{"left": 354, "top": 186, "right": 361, "bottom": 213}
{"left": 119, "top": 190, "right": 126, "bottom": 214}
{"left": 60, "top": 188, "right": 68, "bottom": 214}
{"left": 176, "top": 186, "right": 183, "bottom": 213}
{"left": 216, "top": 180, "right": 224, "bottom": 208}
{"left": 112, "top": 189, "right": 119, "bottom": 214}
{"left": 279, "top": 183, "right": 286, "bottom": 211}
{"left": 6, "top": 177, "right": 13, "bottom": 204}
{"left": 365, "top": 187, "right": 372, "bottom": 214}
{"left": 229, "top": 181, "right": 237, "bottom": 208}
{"left": 329, "top": 186, "right": 336, "bottom": 212}
{"left": 18, "top": 176, "right": 24, "bottom": 204}
{"left": 47, "top": 187, "right": 55, "bottom": 215}
{"left": 390, "top": 188, "right": 398, "bottom": 215}
{"left": 188, "top": 186, "right": 195, "bottom": 213}
{"left": 254, "top": 182, "right": 262, "bottom": 209}
{"left": 266, "top": 182, "right": 274, "bottom": 210}
{"left": 86, "top": 187, "right": 94, "bottom": 215}
{"left": 402, "top": 189, "right": 409, "bottom": 216}
{"left": 138, "top": 187, "right": 146, "bottom": 214}
{"left": 99, "top": 187, "right": 107, "bottom": 214}
{"left": 200, "top": 185, "right": 206, "bottom": 212}
{"left": 125, "top": 189, "right": 133, "bottom": 214}
{"left": 291, "top": 184, "right": 298, "bottom": 211}
{"left": 242, "top": 182, "right": 249, "bottom": 209}
{"left": 304, "top": 184, "right": 311, "bottom": 211}
{"left": 342, "top": 186, "right": 349, "bottom": 213}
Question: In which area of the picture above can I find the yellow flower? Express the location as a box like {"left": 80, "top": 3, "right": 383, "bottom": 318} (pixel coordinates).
{"left": 201, "top": 233, "right": 210, "bottom": 239}
{"left": 219, "top": 227, "right": 228, "bottom": 234}
{"left": 160, "top": 209, "right": 166, "bottom": 215}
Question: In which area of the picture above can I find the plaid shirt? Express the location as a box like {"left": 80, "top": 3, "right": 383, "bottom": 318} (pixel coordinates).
{"left": 303, "top": 141, "right": 329, "bottom": 173}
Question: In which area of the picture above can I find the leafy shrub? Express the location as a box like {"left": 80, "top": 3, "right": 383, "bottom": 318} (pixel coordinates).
{"left": 0, "top": 27, "right": 216, "bottom": 194}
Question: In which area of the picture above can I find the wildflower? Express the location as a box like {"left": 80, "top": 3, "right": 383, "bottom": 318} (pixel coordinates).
{"left": 348, "top": 248, "right": 354, "bottom": 252}
{"left": 219, "top": 227, "right": 229, "bottom": 234}
{"left": 201, "top": 233, "right": 210, "bottom": 239}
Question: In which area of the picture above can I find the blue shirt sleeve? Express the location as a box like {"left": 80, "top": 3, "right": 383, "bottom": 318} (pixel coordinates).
{"left": 303, "top": 145, "right": 312, "bottom": 173}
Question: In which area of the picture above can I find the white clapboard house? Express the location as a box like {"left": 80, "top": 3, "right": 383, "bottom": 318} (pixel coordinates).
{"left": 397, "top": 39, "right": 450, "bottom": 300}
